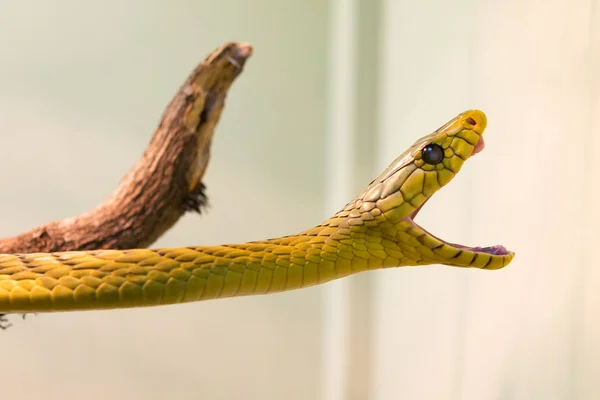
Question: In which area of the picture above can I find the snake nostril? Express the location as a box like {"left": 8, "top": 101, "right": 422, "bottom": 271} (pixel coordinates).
{"left": 466, "top": 117, "right": 476, "bottom": 126}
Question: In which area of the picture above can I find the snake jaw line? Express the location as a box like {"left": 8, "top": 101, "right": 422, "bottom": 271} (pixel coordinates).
{"left": 394, "top": 110, "right": 514, "bottom": 269}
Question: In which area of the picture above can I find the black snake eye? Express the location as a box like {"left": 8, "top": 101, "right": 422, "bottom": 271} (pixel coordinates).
{"left": 422, "top": 144, "right": 444, "bottom": 165}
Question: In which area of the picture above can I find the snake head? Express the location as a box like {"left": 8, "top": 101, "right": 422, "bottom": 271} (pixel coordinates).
{"left": 351, "top": 110, "right": 514, "bottom": 270}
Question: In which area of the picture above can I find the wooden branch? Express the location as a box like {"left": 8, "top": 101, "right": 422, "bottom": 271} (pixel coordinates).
{"left": 0, "top": 42, "right": 253, "bottom": 254}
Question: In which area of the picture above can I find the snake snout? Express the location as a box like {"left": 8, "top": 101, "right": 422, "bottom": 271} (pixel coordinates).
{"left": 461, "top": 109, "right": 487, "bottom": 132}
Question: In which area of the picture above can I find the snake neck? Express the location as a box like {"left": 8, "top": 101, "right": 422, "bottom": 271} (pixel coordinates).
{"left": 0, "top": 205, "right": 437, "bottom": 314}
{"left": 249, "top": 201, "right": 441, "bottom": 282}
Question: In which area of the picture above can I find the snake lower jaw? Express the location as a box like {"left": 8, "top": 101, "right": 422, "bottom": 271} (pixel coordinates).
{"left": 404, "top": 185, "right": 514, "bottom": 269}
{"left": 405, "top": 212, "right": 514, "bottom": 269}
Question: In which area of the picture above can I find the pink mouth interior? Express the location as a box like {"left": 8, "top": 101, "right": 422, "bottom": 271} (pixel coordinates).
{"left": 472, "top": 136, "right": 485, "bottom": 155}
{"left": 406, "top": 136, "right": 510, "bottom": 256}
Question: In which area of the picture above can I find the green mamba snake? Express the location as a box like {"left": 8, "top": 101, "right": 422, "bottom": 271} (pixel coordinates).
{"left": 0, "top": 110, "right": 514, "bottom": 314}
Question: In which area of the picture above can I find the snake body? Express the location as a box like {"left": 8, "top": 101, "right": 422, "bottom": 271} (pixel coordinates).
{"left": 0, "top": 110, "right": 514, "bottom": 313}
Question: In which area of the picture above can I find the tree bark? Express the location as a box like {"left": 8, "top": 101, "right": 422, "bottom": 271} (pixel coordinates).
{"left": 0, "top": 42, "right": 253, "bottom": 254}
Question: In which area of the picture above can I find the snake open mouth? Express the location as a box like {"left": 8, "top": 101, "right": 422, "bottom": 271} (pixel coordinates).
{"left": 407, "top": 135, "right": 511, "bottom": 257}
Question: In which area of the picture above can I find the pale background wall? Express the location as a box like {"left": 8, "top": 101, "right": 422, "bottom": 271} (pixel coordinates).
{"left": 0, "top": 1, "right": 329, "bottom": 399}
{"left": 0, "top": 1, "right": 598, "bottom": 400}
{"left": 372, "top": 0, "right": 600, "bottom": 399}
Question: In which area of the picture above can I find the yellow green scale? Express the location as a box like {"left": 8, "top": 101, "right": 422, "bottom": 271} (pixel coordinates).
{"left": 0, "top": 110, "right": 514, "bottom": 313}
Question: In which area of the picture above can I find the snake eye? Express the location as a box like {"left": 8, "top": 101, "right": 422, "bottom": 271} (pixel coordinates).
{"left": 422, "top": 144, "right": 444, "bottom": 165}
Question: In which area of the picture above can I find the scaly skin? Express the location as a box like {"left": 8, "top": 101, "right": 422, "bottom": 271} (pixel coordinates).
{"left": 0, "top": 110, "right": 514, "bottom": 313}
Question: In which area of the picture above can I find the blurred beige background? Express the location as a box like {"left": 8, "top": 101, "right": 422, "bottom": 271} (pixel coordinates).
{"left": 0, "top": 0, "right": 599, "bottom": 399}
